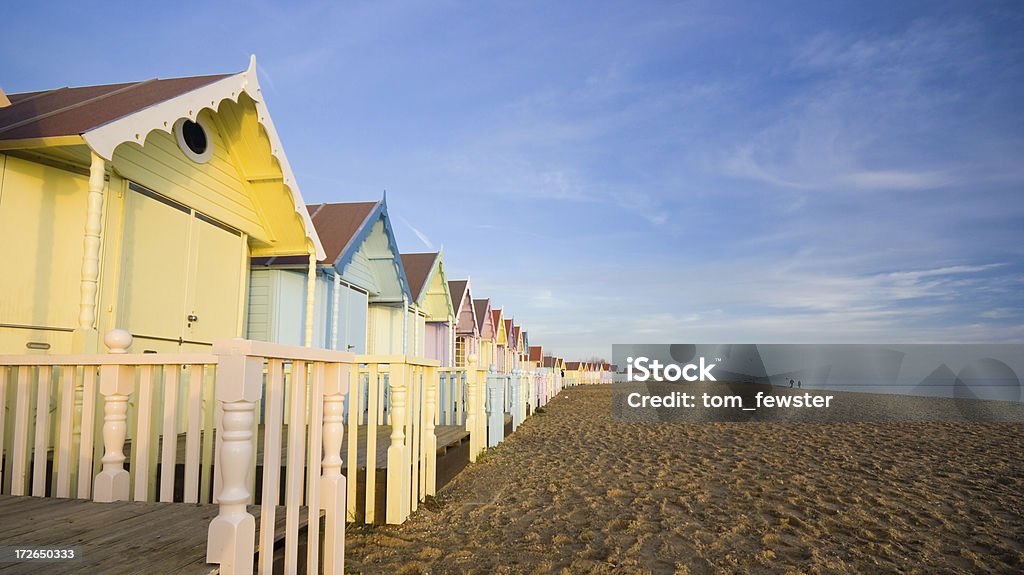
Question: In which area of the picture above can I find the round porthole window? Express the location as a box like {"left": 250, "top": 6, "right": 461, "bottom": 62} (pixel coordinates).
{"left": 173, "top": 117, "right": 213, "bottom": 163}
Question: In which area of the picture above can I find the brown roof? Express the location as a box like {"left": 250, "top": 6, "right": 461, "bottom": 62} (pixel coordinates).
{"left": 400, "top": 252, "right": 438, "bottom": 302}
{"left": 542, "top": 356, "right": 555, "bottom": 367}
{"left": 491, "top": 309, "right": 503, "bottom": 333}
{"left": 565, "top": 361, "right": 582, "bottom": 370}
{"left": 0, "top": 74, "right": 232, "bottom": 141}
{"left": 529, "top": 346, "right": 543, "bottom": 362}
{"left": 306, "top": 202, "right": 378, "bottom": 264}
{"left": 472, "top": 299, "right": 491, "bottom": 333}
{"left": 448, "top": 280, "right": 468, "bottom": 310}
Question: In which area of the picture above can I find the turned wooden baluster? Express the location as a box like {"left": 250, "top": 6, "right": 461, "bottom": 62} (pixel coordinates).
{"left": 466, "top": 354, "right": 483, "bottom": 462}
{"left": 486, "top": 365, "right": 503, "bottom": 447}
{"left": 425, "top": 367, "right": 438, "bottom": 496}
{"left": 94, "top": 330, "right": 134, "bottom": 503}
{"left": 206, "top": 346, "right": 262, "bottom": 575}
{"left": 386, "top": 363, "right": 408, "bottom": 524}
{"left": 321, "top": 363, "right": 348, "bottom": 574}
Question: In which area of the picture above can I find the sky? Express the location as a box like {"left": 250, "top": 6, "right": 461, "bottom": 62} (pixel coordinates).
{"left": 3, "top": 1, "right": 1023, "bottom": 360}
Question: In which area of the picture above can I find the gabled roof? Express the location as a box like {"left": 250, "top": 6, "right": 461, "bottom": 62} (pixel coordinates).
{"left": 448, "top": 279, "right": 477, "bottom": 336}
{"left": 0, "top": 56, "right": 324, "bottom": 259}
{"left": 290, "top": 199, "right": 410, "bottom": 299}
{"left": 542, "top": 356, "right": 555, "bottom": 368}
{"left": 401, "top": 252, "right": 440, "bottom": 303}
{"left": 307, "top": 202, "right": 379, "bottom": 265}
{"left": 0, "top": 75, "right": 230, "bottom": 142}
{"left": 510, "top": 323, "right": 520, "bottom": 350}
{"left": 448, "top": 280, "right": 469, "bottom": 308}
{"left": 491, "top": 309, "right": 503, "bottom": 335}
{"left": 472, "top": 298, "right": 494, "bottom": 338}
{"left": 529, "top": 346, "right": 543, "bottom": 362}
{"left": 566, "top": 361, "right": 582, "bottom": 370}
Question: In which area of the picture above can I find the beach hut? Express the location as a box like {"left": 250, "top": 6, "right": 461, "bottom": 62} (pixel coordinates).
{"left": 510, "top": 323, "right": 524, "bottom": 371}
{"left": 0, "top": 57, "right": 323, "bottom": 354}
{"left": 473, "top": 298, "right": 497, "bottom": 370}
{"left": 401, "top": 251, "right": 455, "bottom": 366}
{"left": 448, "top": 280, "right": 478, "bottom": 367}
{"left": 529, "top": 346, "right": 544, "bottom": 369}
{"left": 248, "top": 199, "right": 410, "bottom": 354}
{"left": 492, "top": 309, "right": 508, "bottom": 373}
{"left": 565, "top": 361, "right": 583, "bottom": 386}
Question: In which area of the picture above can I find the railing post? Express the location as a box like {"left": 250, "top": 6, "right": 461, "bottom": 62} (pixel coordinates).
{"left": 386, "top": 362, "right": 408, "bottom": 524}
{"left": 321, "top": 363, "right": 348, "bottom": 574}
{"left": 94, "top": 330, "right": 133, "bottom": 503}
{"left": 425, "top": 366, "right": 438, "bottom": 496}
{"left": 466, "top": 355, "right": 483, "bottom": 462}
{"left": 510, "top": 370, "right": 523, "bottom": 431}
{"left": 206, "top": 342, "right": 263, "bottom": 575}
{"left": 486, "top": 366, "right": 503, "bottom": 447}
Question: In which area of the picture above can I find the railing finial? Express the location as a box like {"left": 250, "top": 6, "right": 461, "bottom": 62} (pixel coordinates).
{"left": 104, "top": 329, "right": 132, "bottom": 354}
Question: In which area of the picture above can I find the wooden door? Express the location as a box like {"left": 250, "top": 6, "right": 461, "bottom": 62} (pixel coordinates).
{"left": 184, "top": 215, "right": 244, "bottom": 346}
{"left": 118, "top": 185, "right": 192, "bottom": 352}
{"left": 119, "top": 183, "right": 245, "bottom": 352}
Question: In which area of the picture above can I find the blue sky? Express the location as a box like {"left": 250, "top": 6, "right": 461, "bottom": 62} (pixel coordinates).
{"left": 3, "top": 1, "right": 1023, "bottom": 359}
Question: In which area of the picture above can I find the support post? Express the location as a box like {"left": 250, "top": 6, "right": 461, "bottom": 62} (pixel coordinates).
{"left": 486, "top": 366, "right": 503, "bottom": 447}
{"left": 321, "top": 363, "right": 347, "bottom": 574}
{"left": 424, "top": 367, "right": 437, "bottom": 496}
{"left": 511, "top": 370, "right": 523, "bottom": 430}
{"left": 206, "top": 345, "right": 263, "bottom": 575}
{"left": 386, "top": 364, "right": 408, "bottom": 524}
{"left": 466, "top": 354, "right": 483, "bottom": 462}
{"left": 93, "top": 330, "right": 133, "bottom": 502}
{"left": 304, "top": 249, "right": 317, "bottom": 347}
{"left": 73, "top": 152, "right": 106, "bottom": 353}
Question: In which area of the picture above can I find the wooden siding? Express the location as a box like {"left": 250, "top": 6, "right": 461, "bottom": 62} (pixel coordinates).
{"left": 0, "top": 155, "right": 88, "bottom": 349}
{"left": 425, "top": 322, "right": 451, "bottom": 366}
{"left": 367, "top": 304, "right": 404, "bottom": 355}
{"left": 111, "top": 110, "right": 265, "bottom": 241}
{"left": 338, "top": 219, "right": 403, "bottom": 301}
{"left": 247, "top": 269, "right": 305, "bottom": 346}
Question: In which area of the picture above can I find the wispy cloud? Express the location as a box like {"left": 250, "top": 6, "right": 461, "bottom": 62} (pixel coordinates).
{"left": 398, "top": 215, "right": 434, "bottom": 250}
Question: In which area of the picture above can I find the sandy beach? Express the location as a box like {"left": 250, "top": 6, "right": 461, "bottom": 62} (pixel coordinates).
{"left": 346, "top": 384, "right": 1024, "bottom": 574}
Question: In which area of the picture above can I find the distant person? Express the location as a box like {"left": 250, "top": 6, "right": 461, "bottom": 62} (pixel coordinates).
{"left": 790, "top": 379, "right": 794, "bottom": 388}
{"left": 797, "top": 380, "right": 802, "bottom": 388}
{"left": 561, "top": 369, "right": 565, "bottom": 378}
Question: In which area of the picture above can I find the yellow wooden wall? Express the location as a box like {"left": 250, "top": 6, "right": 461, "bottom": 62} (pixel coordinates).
{"left": 367, "top": 304, "right": 404, "bottom": 355}
{"left": 0, "top": 154, "right": 88, "bottom": 353}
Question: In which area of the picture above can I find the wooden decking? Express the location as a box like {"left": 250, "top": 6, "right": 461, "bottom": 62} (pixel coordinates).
{"left": 0, "top": 495, "right": 307, "bottom": 574}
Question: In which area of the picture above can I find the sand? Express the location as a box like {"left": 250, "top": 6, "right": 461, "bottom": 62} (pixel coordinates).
{"left": 345, "top": 385, "right": 1024, "bottom": 574}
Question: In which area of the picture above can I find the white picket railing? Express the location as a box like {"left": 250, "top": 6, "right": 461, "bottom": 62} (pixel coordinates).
{"left": 0, "top": 333, "right": 478, "bottom": 574}
{"left": 0, "top": 333, "right": 218, "bottom": 504}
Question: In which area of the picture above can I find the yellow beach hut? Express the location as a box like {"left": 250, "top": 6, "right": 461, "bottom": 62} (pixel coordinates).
{"left": 401, "top": 251, "right": 456, "bottom": 366}
{"left": 473, "top": 298, "right": 496, "bottom": 370}
{"left": 492, "top": 309, "right": 507, "bottom": 373}
{"left": 0, "top": 57, "right": 323, "bottom": 354}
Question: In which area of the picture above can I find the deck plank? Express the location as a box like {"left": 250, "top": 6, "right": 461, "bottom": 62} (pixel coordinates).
{"left": 0, "top": 496, "right": 309, "bottom": 575}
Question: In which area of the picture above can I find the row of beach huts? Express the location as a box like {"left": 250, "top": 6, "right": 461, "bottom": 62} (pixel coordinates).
{"left": 0, "top": 58, "right": 613, "bottom": 573}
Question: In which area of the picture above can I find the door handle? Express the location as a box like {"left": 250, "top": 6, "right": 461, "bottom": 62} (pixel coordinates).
{"left": 187, "top": 313, "right": 199, "bottom": 327}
